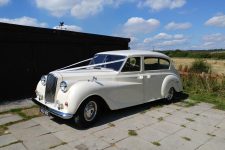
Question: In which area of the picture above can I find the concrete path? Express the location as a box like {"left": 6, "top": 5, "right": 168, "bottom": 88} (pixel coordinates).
{"left": 0, "top": 101, "right": 225, "bottom": 150}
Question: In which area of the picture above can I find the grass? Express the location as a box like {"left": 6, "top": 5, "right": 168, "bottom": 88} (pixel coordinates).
{"left": 0, "top": 105, "right": 42, "bottom": 136}
{"left": 180, "top": 59, "right": 225, "bottom": 111}
{"left": 108, "top": 123, "right": 115, "bottom": 127}
{"left": 175, "top": 99, "right": 199, "bottom": 107}
{"left": 186, "top": 118, "right": 195, "bottom": 122}
{"left": 157, "top": 117, "right": 164, "bottom": 121}
{"left": 49, "top": 142, "right": 67, "bottom": 149}
{"left": 0, "top": 140, "right": 23, "bottom": 148}
{"left": 182, "top": 137, "right": 191, "bottom": 141}
{"left": 152, "top": 141, "right": 161, "bottom": 146}
{"left": 0, "top": 125, "right": 8, "bottom": 136}
{"left": 181, "top": 124, "right": 186, "bottom": 128}
{"left": 207, "top": 133, "right": 216, "bottom": 137}
{"left": 128, "top": 130, "right": 138, "bottom": 136}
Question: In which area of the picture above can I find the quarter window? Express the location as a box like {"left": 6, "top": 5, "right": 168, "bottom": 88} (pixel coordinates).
{"left": 122, "top": 57, "right": 141, "bottom": 72}
{"left": 144, "top": 57, "right": 170, "bottom": 70}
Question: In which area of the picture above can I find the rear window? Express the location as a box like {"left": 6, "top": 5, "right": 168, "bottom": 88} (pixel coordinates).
{"left": 144, "top": 57, "right": 170, "bottom": 70}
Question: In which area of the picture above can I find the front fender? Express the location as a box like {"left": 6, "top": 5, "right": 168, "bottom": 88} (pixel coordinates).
{"left": 67, "top": 80, "right": 113, "bottom": 114}
{"left": 161, "top": 75, "right": 183, "bottom": 98}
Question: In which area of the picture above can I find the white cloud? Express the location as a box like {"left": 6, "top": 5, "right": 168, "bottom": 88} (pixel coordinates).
{"left": 205, "top": 14, "right": 225, "bottom": 27}
{"left": 193, "top": 33, "right": 225, "bottom": 49}
{"left": 35, "top": 0, "right": 134, "bottom": 19}
{"left": 123, "top": 17, "right": 160, "bottom": 35}
{"left": 156, "top": 38, "right": 187, "bottom": 47}
{"left": 140, "top": 33, "right": 187, "bottom": 50}
{"left": 0, "top": 0, "right": 9, "bottom": 6}
{"left": 138, "top": 0, "right": 186, "bottom": 11}
{"left": 35, "top": 0, "right": 75, "bottom": 17}
{"left": 0, "top": 16, "right": 47, "bottom": 27}
{"left": 165, "top": 21, "right": 192, "bottom": 30}
{"left": 154, "top": 32, "right": 172, "bottom": 40}
{"left": 53, "top": 24, "right": 83, "bottom": 32}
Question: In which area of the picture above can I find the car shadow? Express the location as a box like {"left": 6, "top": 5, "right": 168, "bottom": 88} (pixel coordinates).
{"left": 51, "top": 92, "right": 189, "bottom": 130}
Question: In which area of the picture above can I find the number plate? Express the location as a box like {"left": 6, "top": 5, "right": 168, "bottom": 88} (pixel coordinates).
{"left": 40, "top": 107, "right": 49, "bottom": 116}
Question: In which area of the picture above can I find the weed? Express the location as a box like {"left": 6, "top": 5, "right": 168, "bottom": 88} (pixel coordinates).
{"left": 181, "top": 124, "right": 186, "bottom": 128}
{"left": 182, "top": 137, "right": 191, "bottom": 141}
{"left": 108, "top": 123, "right": 115, "bottom": 127}
{"left": 128, "top": 130, "right": 138, "bottom": 136}
{"left": 0, "top": 140, "right": 23, "bottom": 148}
{"left": 186, "top": 118, "right": 195, "bottom": 122}
{"left": 158, "top": 117, "right": 163, "bottom": 121}
{"left": 207, "top": 133, "right": 216, "bottom": 137}
{"left": 152, "top": 141, "right": 161, "bottom": 146}
{"left": 49, "top": 142, "right": 67, "bottom": 149}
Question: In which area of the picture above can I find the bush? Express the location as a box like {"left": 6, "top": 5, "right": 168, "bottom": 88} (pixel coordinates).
{"left": 189, "top": 59, "right": 211, "bottom": 73}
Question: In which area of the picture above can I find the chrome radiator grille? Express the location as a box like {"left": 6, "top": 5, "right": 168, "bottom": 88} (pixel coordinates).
{"left": 45, "top": 74, "right": 58, "bottom": 103}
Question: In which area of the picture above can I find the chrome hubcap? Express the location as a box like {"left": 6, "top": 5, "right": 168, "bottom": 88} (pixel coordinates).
{"left": 167, "top": 88, "right": 174, "bottom": 101}
{"left": 84, "top": 101, "right": 97, "bottom": 122}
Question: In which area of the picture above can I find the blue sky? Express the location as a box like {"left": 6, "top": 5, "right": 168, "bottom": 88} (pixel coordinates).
{"left": 0, "top": 0, "right": 225, "bottom": 50}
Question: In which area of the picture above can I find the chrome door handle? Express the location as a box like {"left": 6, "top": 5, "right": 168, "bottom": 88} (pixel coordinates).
{"left": 137, "top": 75, "right": 143, "bottom": 79}
{"left": 146, "top": 75, "right": 151, "bottom": 78}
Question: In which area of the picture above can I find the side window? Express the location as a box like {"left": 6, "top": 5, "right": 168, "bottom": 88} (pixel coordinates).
{"left": 122, "top": 57, "right": 141, "bottom": 72}
{"left": 159, "top": 59, "right": 170, "bottom": 69}
{"left": 144, "top": 57, "right": 170, "bottom": 70}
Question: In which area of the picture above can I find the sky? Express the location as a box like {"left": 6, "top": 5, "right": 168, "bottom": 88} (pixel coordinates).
{"left": 0, "top": 0, "right": 225, "bottom": 50}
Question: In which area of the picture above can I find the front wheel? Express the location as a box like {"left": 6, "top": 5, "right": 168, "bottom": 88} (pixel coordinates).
{"left": 73, "top": 99, "right": 101, "bottom": 128}
{"left": 165, "top": 87, "right": 175, "bottom": 102}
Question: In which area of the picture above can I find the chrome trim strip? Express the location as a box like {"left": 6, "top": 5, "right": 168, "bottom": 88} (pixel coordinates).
{"left": 32, "top": 98, "right": 73, "bottom": 119}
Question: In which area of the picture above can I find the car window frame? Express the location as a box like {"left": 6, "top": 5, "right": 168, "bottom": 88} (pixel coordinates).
{"left": 119, "top": 56, "right": 142, "bottom": 73}
{"left": 143, "top": 56, "right": 170, "bottom": 72}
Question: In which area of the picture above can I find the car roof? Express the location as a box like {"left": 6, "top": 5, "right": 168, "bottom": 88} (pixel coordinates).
{"left": 98, "top": 50, "right": 170, "bottom": 60}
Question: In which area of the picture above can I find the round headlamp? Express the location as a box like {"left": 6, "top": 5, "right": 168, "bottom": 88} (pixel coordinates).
{"left": 41, "top": 75, "right": 47, "bottom": 86}
{"left": 60, "top": 81, "right": 68, "bottom": 92}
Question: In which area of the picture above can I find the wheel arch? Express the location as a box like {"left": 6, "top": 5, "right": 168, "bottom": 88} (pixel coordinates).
{"left": 161, "top": 75, "right": 182, "bottom": 98}
{"left": 75, "top": 94, "right": 111, "bottom": 115}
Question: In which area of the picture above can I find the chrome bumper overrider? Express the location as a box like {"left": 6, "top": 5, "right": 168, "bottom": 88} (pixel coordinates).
{"left": 32, "top": 98, "right": 73, "bottom": 119}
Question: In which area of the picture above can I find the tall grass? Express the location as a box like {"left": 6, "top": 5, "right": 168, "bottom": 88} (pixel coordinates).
{"left": 181, "top": 59, "right": 225, "bottom": 110}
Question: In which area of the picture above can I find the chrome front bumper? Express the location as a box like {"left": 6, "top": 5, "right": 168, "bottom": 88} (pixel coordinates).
{"left": 32, "top": 98, "right": 73, "bottom": 119}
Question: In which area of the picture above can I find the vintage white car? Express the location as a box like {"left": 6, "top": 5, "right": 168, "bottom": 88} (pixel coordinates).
{"left": 33, "top": 50, "right": 183, "bottom": 127}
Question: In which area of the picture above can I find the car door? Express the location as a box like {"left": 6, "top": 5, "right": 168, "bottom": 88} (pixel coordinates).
{"left": 110, "top": 56, "right": 144, "bottom": 108}
{"left": 143, "top": 57, "right": 170, "bottom": 102}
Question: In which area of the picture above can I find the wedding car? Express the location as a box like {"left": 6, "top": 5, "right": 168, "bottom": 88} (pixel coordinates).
{"left": 33, "top": 50, "right": 183, "bottom": 127}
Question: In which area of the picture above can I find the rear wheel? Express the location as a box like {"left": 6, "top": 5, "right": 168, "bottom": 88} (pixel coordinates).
{"left": 74, "top": 98, "right": 101, "bottom": 128}
{"left": 165, "top": 87, "right": 175, "bottom": 102}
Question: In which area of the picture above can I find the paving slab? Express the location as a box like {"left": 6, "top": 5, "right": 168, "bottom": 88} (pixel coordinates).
{"left": 68, "top": 134, "right": 110, "bottom": 150}
{"left": 181, "top": 105, "right": 211, "bottom": 114}
{"left": 10, "top": 124, "right": 50, "bottom": 141}
{"left": 197, "top": 137, "right": 225, "bottom": 150}
{"left": 114, "top": 114, "right": 157, "bottom": 131}
{"left": 0, "top": 134, "right": 18, "bottom": 147}
{"left": 0, "top": 143, "right": 26, "bottom": 150}
{"left": 32, "top": 116, "right": 71, "bottom": 132}
{"left": 0, "top": 114, "right": 23, "bottom": 125}
{"left": 159, "top": 134, "right": 200, "bottom": 150}
{"left": 137, "top": 125, "right": 169, "bottom": 142}
{"left": 212, "top": 128, "right": 225, "bottom": 139}
{"left": 150, "top": 121, "right": 183, "bottom": 134}
{"left": 115, "top": 136, "right": 160, "bottom": 150}
{"left": 175, "top": 128, "right": 211, "bottom": 145}
{"left": 94, "top": 127, "right": 128, "bottom": 144}
{"left": 186, "top": 121, "right": 218, "bottom": 134}
{"left": 144, "top": 109, "right": 170, "bottom": 118}
{"left": 23, "top": 134, "right": 63, "bottom": 150}
{"left": 8, "top": 120, "right": 39, "bottom": 131}
{"left": 50, "top": 144, "right": 73, "bottom": 150}
{"left": 53, "top": 129, "right": 89, "bottom": 143}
